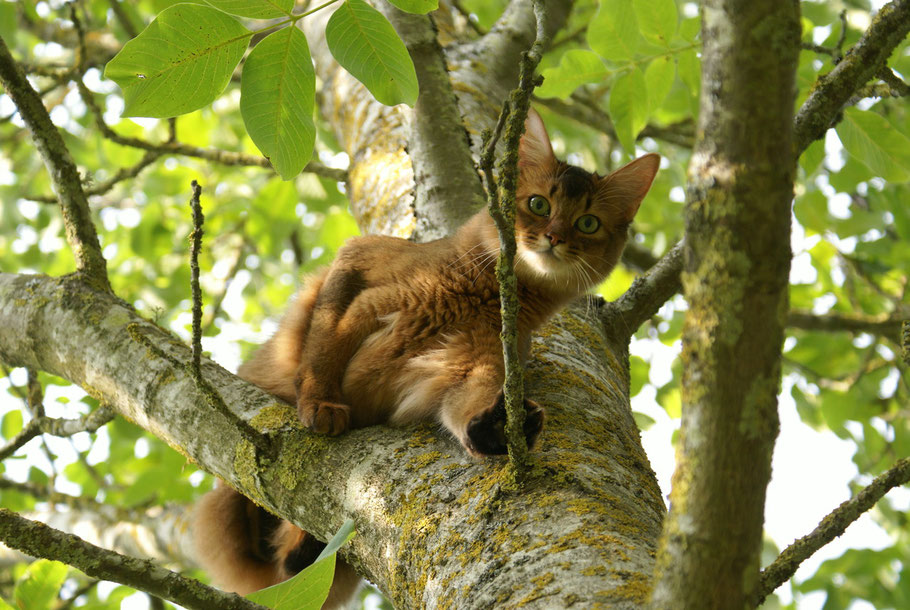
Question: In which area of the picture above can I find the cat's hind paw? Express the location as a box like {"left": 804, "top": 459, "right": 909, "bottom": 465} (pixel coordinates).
{"left": 465, "top": 393, "right": 544, "bottom": 457}
{"left": 298, "top": 399, "right": 351, "bottom": 436}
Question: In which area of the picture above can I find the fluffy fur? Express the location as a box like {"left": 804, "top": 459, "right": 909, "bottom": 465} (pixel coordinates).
{"left": 194, "top": 109, "right": 659, "bottom": 607}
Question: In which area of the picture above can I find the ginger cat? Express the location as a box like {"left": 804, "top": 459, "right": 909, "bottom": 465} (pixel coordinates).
{"left": 194, "top": 109, "right": 659, "bottom": 607}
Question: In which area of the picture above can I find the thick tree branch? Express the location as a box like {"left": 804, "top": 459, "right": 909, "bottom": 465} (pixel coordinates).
{"left": 0, "top": 509, "right": 266, "bottom": 610}
{"left": 613, "top": 0, "right": 910, "bottom": 337}
{"left": 379, "top": 4, "right": 486, "bottom": 240}
{"left": 793, "top": 0, "right": 910, "bottom": 154}
{"left": 0, "top": 36, "right": 111, "bottom": 292}
{"left": 649, "top": 0, "right": 800, "bottom": 606}
{"left": 606, "top": 240, "right": 684, "bottom": 339}
{"left": 0, "top": 272, "right": 663, "bottom": 608}
{"left": 755, "top": 457, "right": 910, "bottom": 605}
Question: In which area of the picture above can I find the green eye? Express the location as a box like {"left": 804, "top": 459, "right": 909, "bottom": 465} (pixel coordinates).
{"left": 575, "top": 215, "right": 600, "bottom": 234}
{"left": 528, "top": 195, "right": 550, "bottom": 216}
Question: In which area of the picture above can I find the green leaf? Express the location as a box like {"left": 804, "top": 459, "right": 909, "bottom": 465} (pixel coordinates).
{"left": 326, "top": 0, "right": 418, "bottom": 107}
{"left": 836, "top": 108, "right": 910, "bottom": 182}
{"left": 1, "top": 410, "right": 24, "bottom": 440}
{"left": 537, "top": 49, "right": 610, "bottom": 100}
{"left": 644, "top": 56, "right": 675, "bottom": 110}
{"left": 633, "top": 0, "right": 677, "bottom": 47}
{"left": 204, "top": 0, "right": 293, "bottom": 18}
{"left": 247, "top": 520, "right": 356, "bottom": 610}
{"left": 632, "top": 411, "right": 656, "bottom": 431}
{"left": 587, "top": 0, "right": 640, "bottom": 63}
{"left": 104, "top": 4, "right": 250, "bottom": 118}
{"left": 13, "top": 560, "right": 68, "bottom": 610}
{"left": 384, "top": 0, "right": 438, "bottom": 14}
{"left": 241, "top": 26, "right": 316, "bottom": 180}
{"left": 677, "top": 47, "right": 700, "bottom": 97}
{"left": 609, "top": 68, "right": 649, "bottom": 153}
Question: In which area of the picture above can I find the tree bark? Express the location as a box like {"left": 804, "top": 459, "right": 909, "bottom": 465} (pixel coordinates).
{"left": 0, "top": 273, "right": 662, "bottom": 607}
{"left": 649, "top": 0, "right": 801, "bottom": 607}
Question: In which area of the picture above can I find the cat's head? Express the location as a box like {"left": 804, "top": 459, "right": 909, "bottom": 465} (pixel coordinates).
{"left": 513, "top": 109, "right": 659, "bottom": 296}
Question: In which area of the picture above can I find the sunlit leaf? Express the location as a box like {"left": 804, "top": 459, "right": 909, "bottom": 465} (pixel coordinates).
{"left": 836, "top": 108, "right": 910, "bottom": 183}
{"left": 241, "top": 26, "right": 316, "bottom": 180}
{"left": 633, "top": 0, "right": 677, "bottom": 47}
{"left": 104, "top": 4, "right": 250, "bottom": 118}
{"left": 204, "top": 0, "right": 294, "bottom": 18}
{"left": 14, "top": 560, "right": 68, "bottom": 610}
{"left": 385, "top": 0, "right": 438, "bottom": 14}
{"left": 326, "top": 0, "right": 418, "bottom": 106}
{"left": 587, "top": 0, "right": 640, "bottom": 63}
{"left": 609, "top": 67, "right": 649, "bottom": 153}
{"left": 537, "top": 49, "right": 610, "bottom": 100}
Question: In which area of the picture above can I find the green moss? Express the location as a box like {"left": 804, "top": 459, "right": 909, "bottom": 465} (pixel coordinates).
{"left": 250, "top": 403, "right": 300, "bottom": 432}
{"left": 233, "top": 439, "right": 262, "bottom": 501}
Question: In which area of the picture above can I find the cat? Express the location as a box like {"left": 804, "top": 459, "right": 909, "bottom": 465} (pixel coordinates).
{"left": 193, "top": 108, "right": 659, "bottom": 607}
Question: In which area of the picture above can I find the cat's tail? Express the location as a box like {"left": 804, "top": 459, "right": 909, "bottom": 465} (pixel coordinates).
{"left": 193, "top": 484, "right": 359, "bottom": 608}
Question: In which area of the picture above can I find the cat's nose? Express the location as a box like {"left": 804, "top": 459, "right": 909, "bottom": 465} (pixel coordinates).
{"left": 546, "top": 232, "right": 564, "bottom": 246}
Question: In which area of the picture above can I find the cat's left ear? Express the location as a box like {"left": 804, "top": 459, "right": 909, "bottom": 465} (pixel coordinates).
{"left": 519, "top": 107, "right": 556, "bottom": 169}
{"left": 600, "top": 153, "right": 660, "bottom": 223}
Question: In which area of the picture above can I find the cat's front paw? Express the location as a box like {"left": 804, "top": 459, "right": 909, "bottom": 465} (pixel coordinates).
{"left": 298, "top": 399, "right": 350, "bottom": 436}
{"left": 465, "top": 393, "right": 545, "bottom": 456}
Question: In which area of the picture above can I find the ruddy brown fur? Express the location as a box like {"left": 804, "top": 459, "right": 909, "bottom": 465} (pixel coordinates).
{"left": 194, "top": 109, "right": 659, "bottom": 607}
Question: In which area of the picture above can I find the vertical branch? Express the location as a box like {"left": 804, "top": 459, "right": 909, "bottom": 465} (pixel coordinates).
{"left": 480, "top": 0, "right": 547, "bottom": 479}
{"left": 649, "top": 0, "right": 801, "bottom": 607}
{"left": 0, "top": 36, "right": 110, "bottom": 292}
{"left": 189, "top": 181, "right": 204, "bottom": 382}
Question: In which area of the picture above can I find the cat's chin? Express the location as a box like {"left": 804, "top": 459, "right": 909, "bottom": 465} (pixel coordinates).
{"left": 515, "top": 247, "right": 590, "bottom": 295}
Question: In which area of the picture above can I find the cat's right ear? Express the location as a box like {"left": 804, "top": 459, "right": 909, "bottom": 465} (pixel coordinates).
{"left": 519, "top": 107, "right": 556, "bottom": 169}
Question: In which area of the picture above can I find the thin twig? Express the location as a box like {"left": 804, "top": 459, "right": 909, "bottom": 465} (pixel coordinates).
{"left": 0, "top": 509, "right": 269, "bottom": 610}
{"left": 755, "top": 457, "right": 910, "bottom": 605}
{"left": 0, "top": 407, "right": 115, "bottom": 461}
{"left": 27, "top": 150, "right": 164, "bottom": 203}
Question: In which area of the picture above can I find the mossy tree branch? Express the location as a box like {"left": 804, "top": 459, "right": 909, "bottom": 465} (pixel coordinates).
{"left": 648, "top": 0, "right": 801, "bottom": 606}
{"left": 0, "top": 509, "right": 266, "bottom": 610}
{"left": 0, "top": 271, "right": 663, "bottom": 608}
{"left": 756, "top": 457, "right": 910, "bottom": 605}
{"left": 0, "top": 35, "right": 111, "bottom": 292}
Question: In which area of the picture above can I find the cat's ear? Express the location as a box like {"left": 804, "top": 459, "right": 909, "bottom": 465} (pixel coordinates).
{"left": 600, "top": 153, "right": 660, "bottom": 223}
{"left": 519, "top": 107, "right": 556, "bottom": 169}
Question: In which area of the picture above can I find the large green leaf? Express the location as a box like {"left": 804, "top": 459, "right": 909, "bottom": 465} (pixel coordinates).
{"left": 609, "top": 68, "right": 649, "bottom": 153}
{"left": 247, "top": 520, "right": 356, "bottom": 610}
{"left": 326, "top": 0, "right": 418, "bottom": 107}
{"left": 204, "top": 0, "right": 294, "bottom": 18}
{"left": 13, "top": 560, "right": 68, "bottom": 610}
{"left": 633, "top": 0, "right": 677, "bottom": 47}
{"left": 241, "top": 26, "right": 316, "bottom": 180}
{"left": 536, "top": 49, "right": 610, "bottom": 100}
{"left": 104, "top": 4, "right": 250, "bottom": 118}
{"left": 587, "top": 0, "right": 640, "bottom": 63}
{"left": 385, "top": 0, "right": 438, "bottom": 14}
{"left": 836, "top": 107, "right": 910, "bottom": 183}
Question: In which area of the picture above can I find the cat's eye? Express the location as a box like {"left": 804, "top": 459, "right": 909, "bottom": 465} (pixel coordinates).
{"left": 528, "top": 195, "right": 550, "bottom": 216}
{"left": 575, "top": 215, "right": 600, "bottom": 234}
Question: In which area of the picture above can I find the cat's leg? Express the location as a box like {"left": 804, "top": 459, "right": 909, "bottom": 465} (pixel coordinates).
{"left": 295, "top": 265, "right": 384, "bottom": 434}
{"left": 434, "top": 329, "right": 545, "bottom": 457}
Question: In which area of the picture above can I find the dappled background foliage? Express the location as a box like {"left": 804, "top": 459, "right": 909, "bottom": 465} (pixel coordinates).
{"left": 1, "top": 0, "right": 908, "bottom": 607}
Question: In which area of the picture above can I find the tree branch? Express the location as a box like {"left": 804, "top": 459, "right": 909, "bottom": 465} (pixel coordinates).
{"left": 0, "top": 406, "right": 115, "bottom": 461}
{"left": 0, "top": 271, "right": 663, "bottom": 608}
{"left": 755, "top": 457, "right": 910, "bottom": 605}
{"left": 793, "top": 0, "right": 910, "bottom": 154}
{"left": 787, "top": 310, "right": 905, "bottom": 341}
{"left": 605, "top": 240, "right": 684, "bottom": 339}
{"left": 379, "top": 4, "right": 486, "bottom": 241}
{"left": 0, "top": 509, "right": 267, "bottom": 610}
{"left": 0, "top": 36, "right": 111, "bottom": 292}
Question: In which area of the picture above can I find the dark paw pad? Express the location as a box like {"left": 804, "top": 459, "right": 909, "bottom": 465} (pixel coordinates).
{"left": 466, "top": 393, "right": 545, "bottom": 457}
